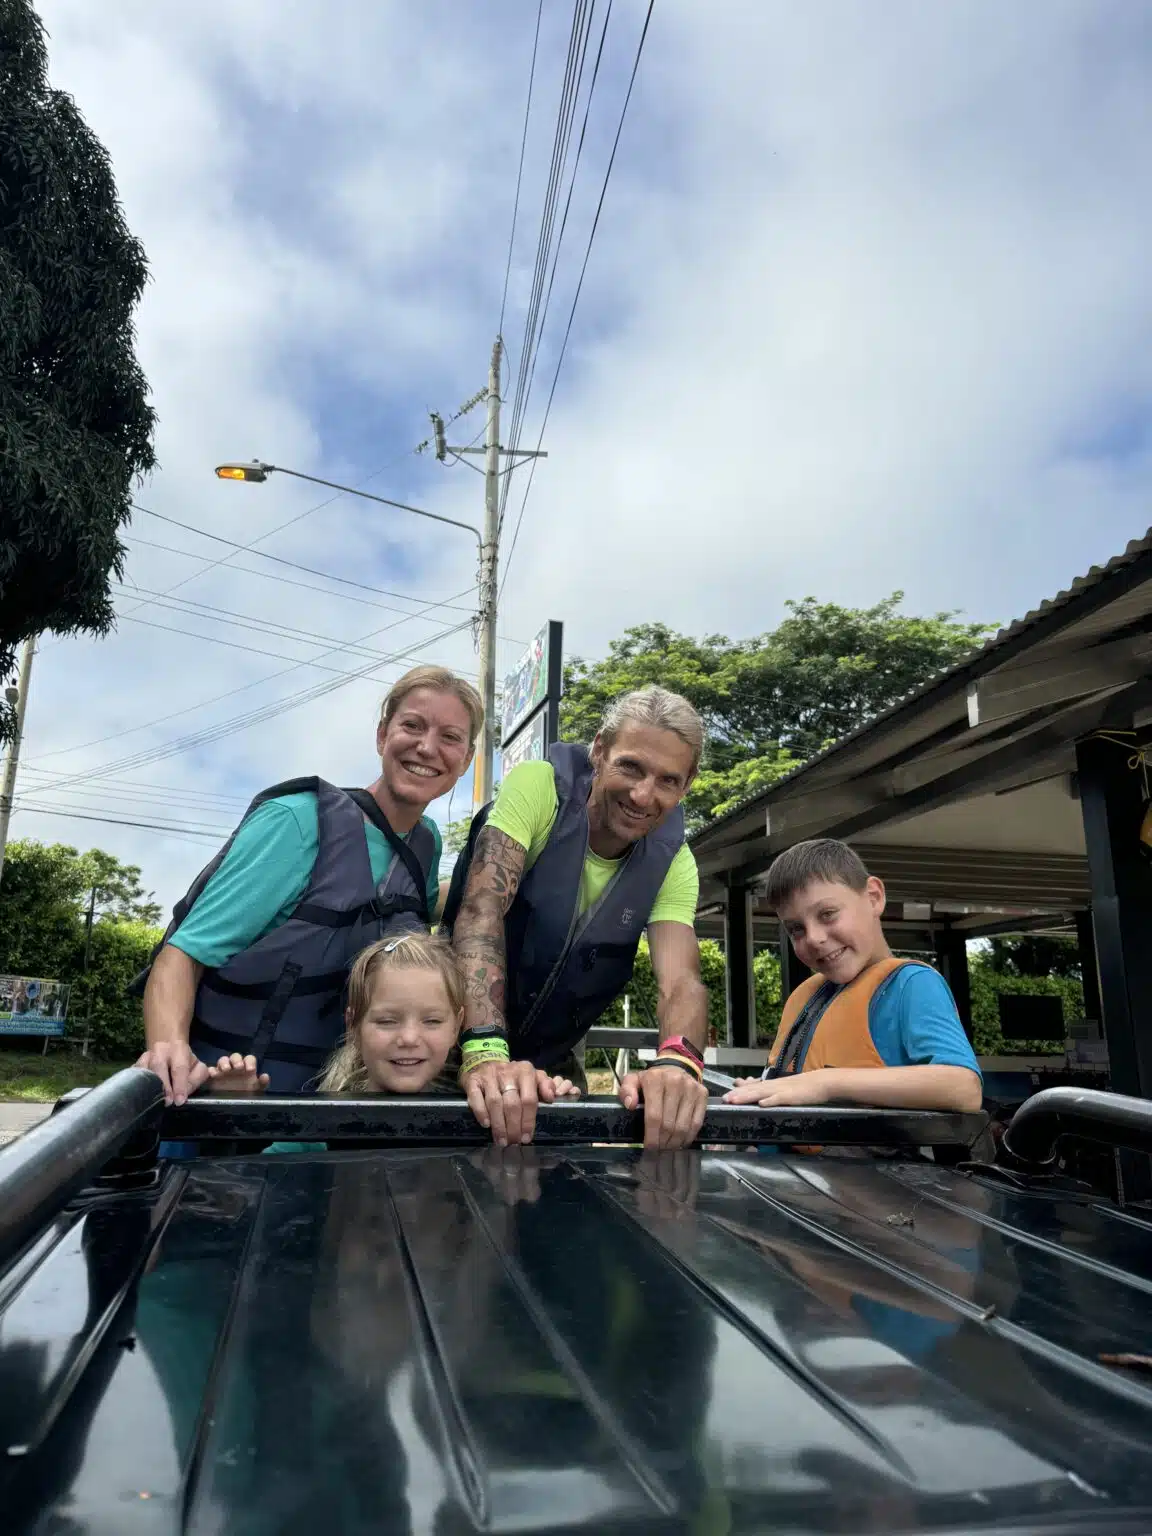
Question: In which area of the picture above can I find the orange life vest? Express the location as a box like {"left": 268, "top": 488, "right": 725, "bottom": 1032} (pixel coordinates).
{"left": 768, "top": 957, "right": 928, "bottom": 1074}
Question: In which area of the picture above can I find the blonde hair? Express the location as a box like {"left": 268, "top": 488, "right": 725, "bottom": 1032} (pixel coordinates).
{"left": 599, "top": 685, "right": 705, "bottom": 774}
{"left": 317, "top": 932, "right": 465, "bottom": 1093}
{"left": 379, "top": 665, "right": 483, "bottom": 750}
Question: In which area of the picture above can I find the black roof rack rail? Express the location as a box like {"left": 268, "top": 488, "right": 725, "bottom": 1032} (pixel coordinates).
{"left": 0, "top": 1068, "right": 163, "bottom": 1267}
{"left": 161, "top": 1090, "right": 989, "bottom": 1150}
{"left": 1002, "top": 1085, "right": 1152, "bottom": 1166}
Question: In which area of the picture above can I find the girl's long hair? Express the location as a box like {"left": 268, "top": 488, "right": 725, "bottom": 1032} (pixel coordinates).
{"left": 318, "top": 932, "right": 465, "bottom": 1093}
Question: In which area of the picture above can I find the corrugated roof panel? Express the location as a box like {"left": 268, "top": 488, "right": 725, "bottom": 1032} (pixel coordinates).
{"left": 692, "top": 530, "right": 1152, "bottom": 847}
{"left": 4, "top": 1147, "right": 1152, "bottom": 1534}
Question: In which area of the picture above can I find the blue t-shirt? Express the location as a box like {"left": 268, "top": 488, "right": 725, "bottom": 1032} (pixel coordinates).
{"left": 170, "top": 793, "right": 442, "bottom": 970}
{"left": 798, "top": 963, "right": 981, "bottom": 1076}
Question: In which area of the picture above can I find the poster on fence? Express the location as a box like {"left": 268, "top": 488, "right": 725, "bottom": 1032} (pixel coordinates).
{"left": 0, "top": 974, "right": 70, "bottom": 1036}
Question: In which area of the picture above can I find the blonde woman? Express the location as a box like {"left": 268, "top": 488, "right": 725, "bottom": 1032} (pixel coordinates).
{"left": 139, "top": 666, "right": 482, "bottom": 1101}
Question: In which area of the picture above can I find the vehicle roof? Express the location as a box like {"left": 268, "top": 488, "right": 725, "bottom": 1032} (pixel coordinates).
{"left": 4, "top": 1144, "right": 1152, "bottom": 1535}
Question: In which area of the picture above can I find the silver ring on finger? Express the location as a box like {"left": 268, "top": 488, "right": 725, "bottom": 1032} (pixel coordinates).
{"left": 501, "top": 1082, "right": 519, "bottom": 1095}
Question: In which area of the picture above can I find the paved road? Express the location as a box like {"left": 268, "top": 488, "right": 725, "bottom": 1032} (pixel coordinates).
{"left": 0, "top": 1101, "right": 53, "bottom": 1146}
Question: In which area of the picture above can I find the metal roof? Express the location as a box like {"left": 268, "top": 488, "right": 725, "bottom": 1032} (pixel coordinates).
{"left": 5, "top": 1143, "right": 1152, "bottom": 1534}
{"left": 691, "top": 529, "right": 1152, "bottom": 849}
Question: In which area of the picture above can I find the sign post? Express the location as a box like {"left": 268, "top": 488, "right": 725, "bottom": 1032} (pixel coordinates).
{"left": 499, "top": 621, "right": 563, "bottom": 777}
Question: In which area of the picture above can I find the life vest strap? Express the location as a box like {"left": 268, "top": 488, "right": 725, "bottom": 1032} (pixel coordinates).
{"left": 190, "top": 1019, "right": 330, "bottom": 1069}
{"left": 200, "top": 968, "right": 347, "bottom": 1001}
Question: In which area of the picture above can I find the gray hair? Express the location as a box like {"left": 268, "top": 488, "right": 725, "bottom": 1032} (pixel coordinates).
{"left": 598, "top": 686, "right": 705, "bottom": 774}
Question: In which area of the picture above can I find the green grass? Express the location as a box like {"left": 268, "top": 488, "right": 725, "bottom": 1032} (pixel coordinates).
{"left": 0, "top": 1049, "right": 136, "bottom": 1103}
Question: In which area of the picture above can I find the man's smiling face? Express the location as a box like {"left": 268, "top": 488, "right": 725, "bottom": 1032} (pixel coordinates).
{"left": 588, "top": 723, "right": 696, "bottom": 853}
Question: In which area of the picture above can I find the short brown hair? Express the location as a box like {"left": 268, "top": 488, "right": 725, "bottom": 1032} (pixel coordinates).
{"left": 380, "top": 666, "right": 484, "bottom": 751}
{"left": 318, "top": 932, "right": 465, "bottom": 1092}
{"left": 762, "top": 839, "right": 870, "bottom": 911}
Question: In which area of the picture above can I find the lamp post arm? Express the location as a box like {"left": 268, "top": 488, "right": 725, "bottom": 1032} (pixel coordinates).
{"left": 263, "top": 464, "right": 482, "bottom": 548}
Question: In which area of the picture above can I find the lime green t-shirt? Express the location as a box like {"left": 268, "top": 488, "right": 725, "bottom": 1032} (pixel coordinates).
{"left": 486, "top": 761, "right": 698, "bottom": 925}
{"left": 170, "top": 793, "right": 442, "bottom": 971}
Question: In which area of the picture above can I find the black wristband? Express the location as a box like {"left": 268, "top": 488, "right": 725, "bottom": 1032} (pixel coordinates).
{"left": 459, "top": 1026, "right": 509, "bottom": 1048}
{"left": 645, "top": 1057, "right": 701, "bottom": 1081}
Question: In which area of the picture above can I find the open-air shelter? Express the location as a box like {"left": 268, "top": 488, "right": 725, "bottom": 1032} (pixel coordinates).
{"left": 690, "top": 532, "right": 1152, "bottom": 1117}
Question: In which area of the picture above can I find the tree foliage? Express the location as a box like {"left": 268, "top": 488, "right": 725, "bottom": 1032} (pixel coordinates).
{"left": 0, "top": 0, "right": 156, "bottom": 738}
{"left": 0, "top": 838, "right": 161, "bottom": 1057}
{"left": 969, "top": 949, "right": 1082, "bottom": 1057}
{"left": 593, "top": 939, "right": 784, "bottom": 1046}
{"left": 984, "top": 933, "right": 1081, "bottom": 980}
{"left": 560, "top": 596, "right": 991, "bottom": 827}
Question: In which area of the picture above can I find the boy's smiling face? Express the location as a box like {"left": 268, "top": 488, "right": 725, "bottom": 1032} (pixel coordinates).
{"left": 777, "top": 876, "right": 888, "bottom": 986}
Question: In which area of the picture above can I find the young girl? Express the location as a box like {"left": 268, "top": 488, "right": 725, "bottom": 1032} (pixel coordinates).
{"left": 208, "top": 931, "right": 578, "bottom": 1103}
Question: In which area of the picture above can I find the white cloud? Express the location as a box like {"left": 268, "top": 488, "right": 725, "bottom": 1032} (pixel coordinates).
{"left": 14, "top": 0, "right": 1152, "bottom": 916}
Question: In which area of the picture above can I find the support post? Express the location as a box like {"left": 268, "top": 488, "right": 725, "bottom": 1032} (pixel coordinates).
{"left": 724, "top": 884, "right": 756, "bottom": 1048}
{"left": 935, "top": 929, "right": 973, "bottom": 1041}
{"left": 1074, "top": 908, "right": 1103, "bottom": 1036}
{"left": 1076, "top": 734, "right": 1152, "bottom": 1202}
{"left": 0, "top": 635, "right": 35, "bottom": 884}
{"left": 1076, "top": 735, "right": 1152, "bottom": 1098}
{"left": 474, "top": 337, "right": 503, "bottom": 808}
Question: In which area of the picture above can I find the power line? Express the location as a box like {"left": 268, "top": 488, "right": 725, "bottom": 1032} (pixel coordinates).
{"left": 118, "top": 437, "right": 437, "bottom": 625}
{"left": 110, "top": 582, "right": 455, "bottom": 664}
{"left": 113, "top": 611, "right": 467, "bottom": 680}
{"left": 502, "top": 0, "right": 654, "bottom": 595}
{"left": 14, "top": 769, "right": 252, "bottom": 831}
{"left": 131, "top": 504, "right": 478, "bottom": 613}
{"left": 39, "top": 615, "right": 475, "bottom": 790}
{"left": 499, "top": 0, "right": 546, "bottom": 342}
{"left": 30, "top": 585, "right": 477, "bottom": 764}
{"left": 12, "top": 805, "right": 232, "bottom": 843}
{"left": 501, "top": 0, "right": 614, "bottom": 538}
{"left": 500, "top": 1, "right": 597, "bottom": 533}
{"left": 122, "top": 532, "right": 479, "bottom": 624}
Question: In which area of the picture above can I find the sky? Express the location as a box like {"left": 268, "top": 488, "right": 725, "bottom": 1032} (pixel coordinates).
{"left": 13, "top": 0, "right": 1152, "bottom": 915}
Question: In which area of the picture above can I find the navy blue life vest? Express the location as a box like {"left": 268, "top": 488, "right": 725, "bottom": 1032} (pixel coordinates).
{"left": 443, "top": 743, "right": 685, "bottom": 1069}
{"left": 139, "top": 778, "right": 435, "bottom": 1091}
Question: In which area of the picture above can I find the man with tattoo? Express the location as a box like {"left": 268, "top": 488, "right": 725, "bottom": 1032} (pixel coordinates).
{"left": 445, "top": 686, "right": 710, "bottom": 1149}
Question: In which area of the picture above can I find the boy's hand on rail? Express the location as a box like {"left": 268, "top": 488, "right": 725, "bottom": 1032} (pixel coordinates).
{"left": 723, "top": 1073, "right": 832, "bottom": 1107}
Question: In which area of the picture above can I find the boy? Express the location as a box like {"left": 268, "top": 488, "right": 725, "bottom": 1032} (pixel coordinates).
{"left": 723, "top": 840, "right": 982, "bottom": 1113}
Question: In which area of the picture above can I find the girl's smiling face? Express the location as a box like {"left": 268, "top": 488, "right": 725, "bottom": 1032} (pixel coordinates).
{"left": 353, "top": 965, "right": 461, "bottom": 1093}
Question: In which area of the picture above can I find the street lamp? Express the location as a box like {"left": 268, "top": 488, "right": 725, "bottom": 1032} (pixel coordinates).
{"left": 214, "top": 461, "right": 481, "bottom": 546}
{"left": 214, "top": 458, "right": 496, "bottom": 797}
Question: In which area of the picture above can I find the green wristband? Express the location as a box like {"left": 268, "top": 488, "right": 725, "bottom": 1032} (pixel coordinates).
{"left": 461, "top": 1035, "right": 510, "bottom": 1062}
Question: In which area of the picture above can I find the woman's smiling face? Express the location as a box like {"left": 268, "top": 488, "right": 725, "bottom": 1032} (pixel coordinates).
{"left": 376, "top": 685, "right": 474, "bottom": 808}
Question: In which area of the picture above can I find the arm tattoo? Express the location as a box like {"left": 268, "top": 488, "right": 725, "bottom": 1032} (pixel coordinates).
{"left": 452, "top": 827, "right": 526, "bottom": 1034}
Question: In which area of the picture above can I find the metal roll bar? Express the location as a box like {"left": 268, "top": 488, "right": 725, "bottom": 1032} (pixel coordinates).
{"left": 1001, "top": 1086, "right": 1152, "bottom": 1166}
{"left": 163, "top": 1092, "right": 989, "bottom": 1150}
{"left": 0, "top": 1068, "right": 165, "bottom": 1266}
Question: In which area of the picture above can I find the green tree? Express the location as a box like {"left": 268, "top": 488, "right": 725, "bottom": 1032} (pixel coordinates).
{"left": 0, "top": 839, "right": 161, "bottom": 1057}
{"left": 969, "top": 949, "right": 1082, "bottom": 1057}
{"left": 985, "top": 934, "right": 1081, "bottom": 980}
{"left": 0, "top": 0, "right": 156, "bottom": 740}
{"left": 590, "top": 938, "right": 783, "bottom": 1052}
{"left": 443, "top": 819, "right": 471, "bottom": 856}
{"left": 66, "top": 916, "right": 159, "bottom": 1059}
{"left": 560, "top": 597, "right": 991, "bottom": 827}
